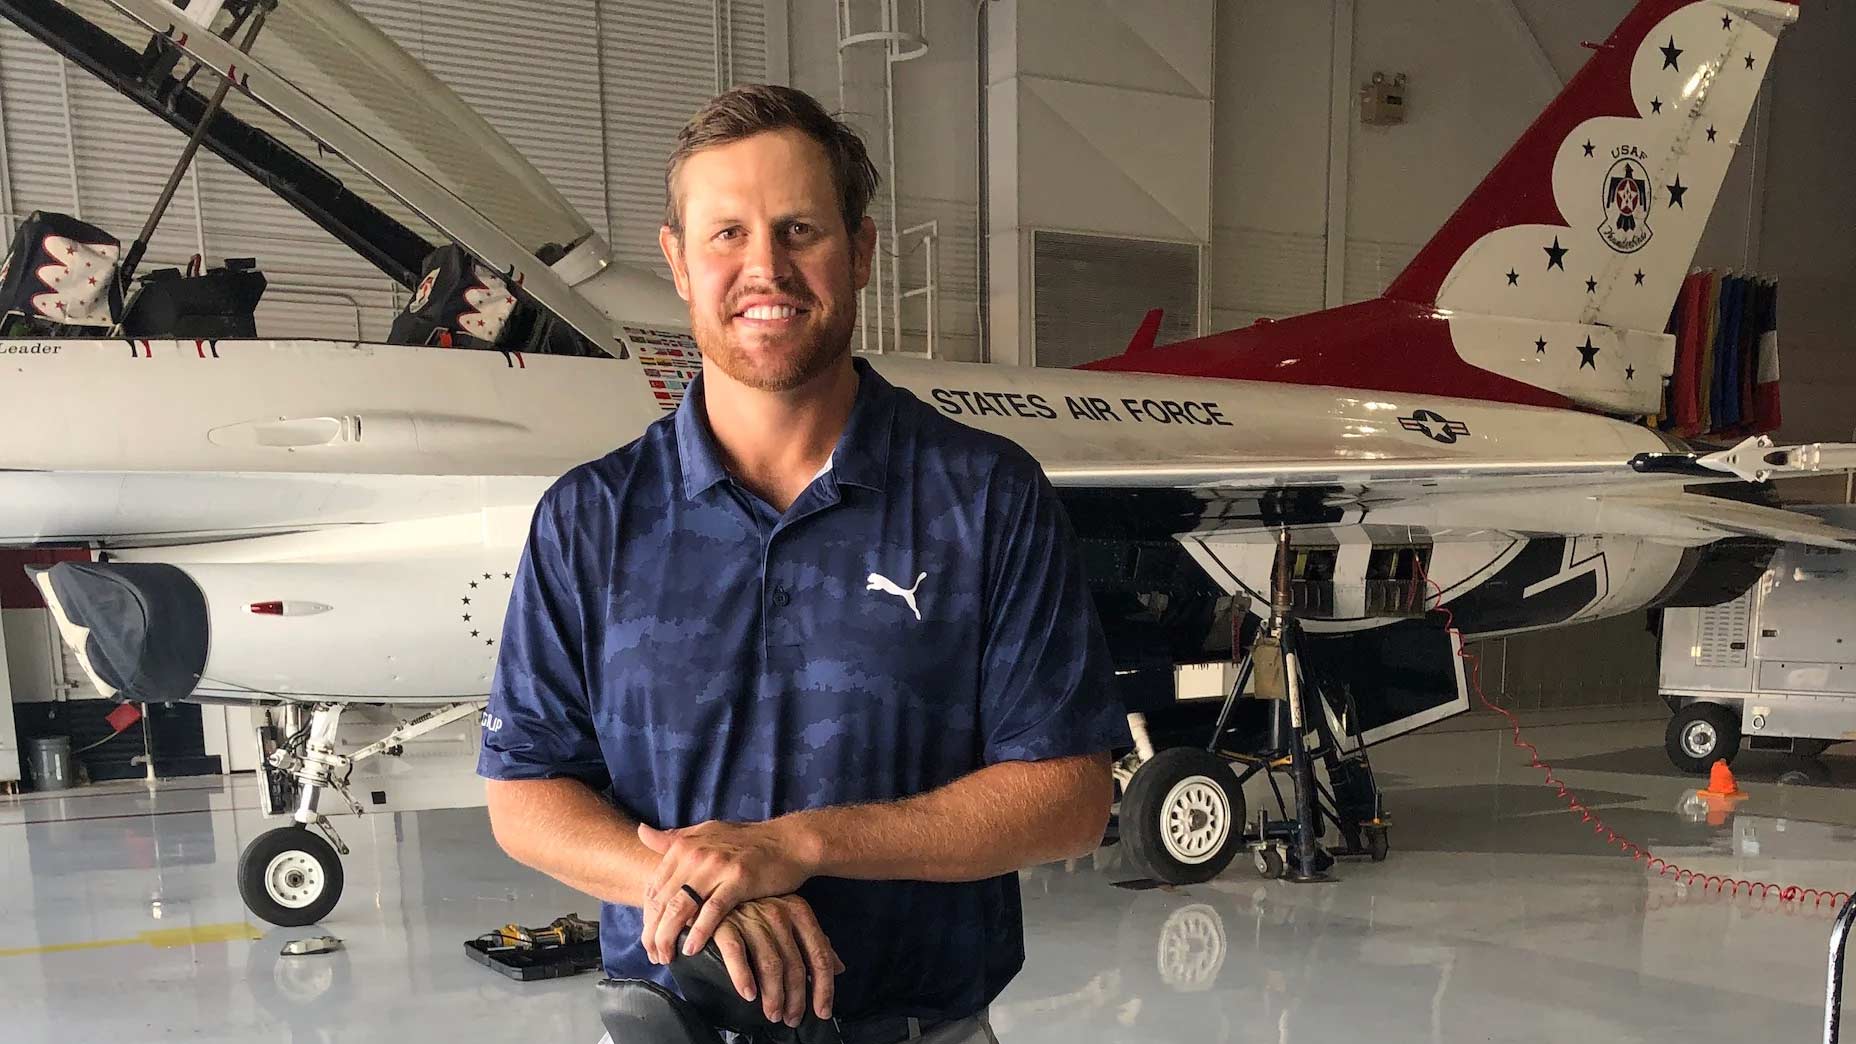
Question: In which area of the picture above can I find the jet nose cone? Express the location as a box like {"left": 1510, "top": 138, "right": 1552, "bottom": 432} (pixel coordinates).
{"left": 37, "top": 561, "right": 208, "bottom": 702}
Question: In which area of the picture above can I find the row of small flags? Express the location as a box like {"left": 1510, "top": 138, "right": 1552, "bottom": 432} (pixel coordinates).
{"left": 1656, "top": 270, "right": 1780, "bottom": 438}
{"left": 623, "top": 328, "right": 703, "bottom": 412}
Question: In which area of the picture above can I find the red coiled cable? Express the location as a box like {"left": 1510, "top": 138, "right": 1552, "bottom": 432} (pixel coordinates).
{"left": 1416, "top": 564, "right": 1853, "bottom": 912}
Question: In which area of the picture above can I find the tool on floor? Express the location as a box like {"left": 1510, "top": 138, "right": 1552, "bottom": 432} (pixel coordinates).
{"left": 486, "top": 913, "right": 600, "bottom": 950}
{"left": 465, "top": 913, "right": 602, "bottom": 981}
{"left": 280, "top": 935, "right": 341, "bottom": 956}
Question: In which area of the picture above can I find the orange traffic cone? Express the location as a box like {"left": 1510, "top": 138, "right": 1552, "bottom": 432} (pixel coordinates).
{"left": 1701, "top": 759, "right": 1744, "bottom": 798}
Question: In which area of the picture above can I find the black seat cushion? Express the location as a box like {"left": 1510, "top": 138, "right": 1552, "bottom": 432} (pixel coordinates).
{"left": 597, "top": 925, "right": 845, "bottom": 1044}
{"left": 668, "top": 927, "right": 842, "bottom": 1044}
{"left": 597, "top": 977, "right": 725, "bottom": 1044}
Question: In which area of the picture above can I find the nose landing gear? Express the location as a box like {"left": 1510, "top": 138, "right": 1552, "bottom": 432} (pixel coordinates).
{"left": 235, "top": 700, "right": 482, "bottom": 925}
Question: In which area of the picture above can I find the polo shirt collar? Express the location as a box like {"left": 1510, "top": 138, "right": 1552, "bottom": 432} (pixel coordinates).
{"left": 675, "top": 356, "right": 896, "bottom": 500}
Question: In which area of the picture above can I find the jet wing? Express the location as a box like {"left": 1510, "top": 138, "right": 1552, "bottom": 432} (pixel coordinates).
{"left": 1043, "top": 436, "right": 1856, "bottom": 550}
{"left": 1045, "top": 436, "right": 1856, "bottom": 491}
{"left": 1597, "top": 492, "right": 1856, "bottom": 551}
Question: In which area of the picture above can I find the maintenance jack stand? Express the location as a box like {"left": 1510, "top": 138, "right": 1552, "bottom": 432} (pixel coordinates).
{"left": 1208, "top": 530, "right": 1391, "bottom": 883}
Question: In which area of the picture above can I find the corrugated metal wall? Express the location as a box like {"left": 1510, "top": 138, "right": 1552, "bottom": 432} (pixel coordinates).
{"left": 604, "top": 0, "right": 768, "bottom": 271}
{"left": 1032, "top": 230, "right": 1198, "bottom": 369}
{"left": 0, "top": 0, "right": 765, "bottom": 341}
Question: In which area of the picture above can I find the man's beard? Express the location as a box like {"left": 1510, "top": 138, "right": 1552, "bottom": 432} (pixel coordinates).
{"left": 693, "top": 277, "right": 857, "bottom": 393}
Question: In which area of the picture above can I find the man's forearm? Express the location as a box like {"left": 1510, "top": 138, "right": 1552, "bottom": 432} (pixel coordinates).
{"left": 484, "top": 776, "right": 660, "bottom": 907}
{"left": 778, "top": 753, "right": 1112, "bottom": 883}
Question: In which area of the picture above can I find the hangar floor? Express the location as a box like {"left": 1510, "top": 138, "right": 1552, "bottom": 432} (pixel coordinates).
{"left": 2, "top": 718, "right": 1850, "bottom": 1044}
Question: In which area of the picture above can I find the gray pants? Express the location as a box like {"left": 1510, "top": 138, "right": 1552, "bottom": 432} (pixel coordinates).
{"left": 596, "top": 1009, "right": 996, "bottom": 1044}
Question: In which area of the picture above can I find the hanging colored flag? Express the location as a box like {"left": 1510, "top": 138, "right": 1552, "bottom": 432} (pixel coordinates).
{"left": 1754, "top": 280, "right": 1781, "bottom": 432}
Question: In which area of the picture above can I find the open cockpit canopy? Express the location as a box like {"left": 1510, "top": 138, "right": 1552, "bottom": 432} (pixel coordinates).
{"left": 0, "top": 0, "right": 616, "bottom": 345}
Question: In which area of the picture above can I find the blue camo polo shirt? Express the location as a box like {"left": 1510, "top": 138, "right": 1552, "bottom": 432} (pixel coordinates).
{"left": 477, "top": 357, "right": 1128, "bottom": 1021}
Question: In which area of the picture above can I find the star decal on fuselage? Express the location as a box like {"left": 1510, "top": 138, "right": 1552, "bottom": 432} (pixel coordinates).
{"left": 1578, "top": 337, "right": 1601, "bottom": 370}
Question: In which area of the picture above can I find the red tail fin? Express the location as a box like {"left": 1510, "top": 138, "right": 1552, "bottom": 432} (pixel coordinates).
{"left": 1125, "top": 309, "right": 1164, "bottom": 354}
{"left": 1385, "top": 0, "right": 1796, "bottom": 336}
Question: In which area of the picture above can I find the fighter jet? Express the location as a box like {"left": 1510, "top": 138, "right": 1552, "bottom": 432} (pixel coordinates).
{"left": 0, "top": 0, "right": 1844, "bottom": 922}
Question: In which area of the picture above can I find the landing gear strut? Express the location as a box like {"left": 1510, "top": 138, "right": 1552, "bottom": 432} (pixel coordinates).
{"left": 1117, "top": 530, "right": 1392, "bottom": 886}
{"left": 237, "top": 701, "right": 481, "bottom": 926}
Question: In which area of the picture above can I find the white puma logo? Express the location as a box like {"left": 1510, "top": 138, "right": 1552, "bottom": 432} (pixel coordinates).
{"left": 866, "top": 571, "right": 926, "bottom": 621}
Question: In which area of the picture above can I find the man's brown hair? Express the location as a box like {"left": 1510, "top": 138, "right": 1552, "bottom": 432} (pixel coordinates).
{"left": 663, "top": 84, "right": 880, "bottom": 237}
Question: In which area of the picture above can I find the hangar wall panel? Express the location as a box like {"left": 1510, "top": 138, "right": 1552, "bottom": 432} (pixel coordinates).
{"left": 603, "top": 0, "right": 768, "bottom": 272}
{"left": 1748, "top": 0, "right": 1855, "bottom": 444}
{"left": 985, "top": 0, "right": 1215, "bottom": 366}
{"left": 1031, "top": 230, "right": 1197, "bottom": 369}
{"left": 782, "top": 1, "right": 986, "bottom": 361}
{"left": 1468, "top": 614, "right": 1664, "bottom": 717}
{"left": 1205, "top": 2, "right": 1329, "bottom": 327}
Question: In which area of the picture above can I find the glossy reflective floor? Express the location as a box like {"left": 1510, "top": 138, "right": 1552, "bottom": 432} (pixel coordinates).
{"left": 2, "top": 718, "right": 1853, "bottom": 1043}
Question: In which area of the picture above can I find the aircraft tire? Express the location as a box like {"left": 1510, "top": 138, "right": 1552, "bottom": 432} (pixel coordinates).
{"left": 1665, "top": 702, "right": 1741, "bottom": 775}
{"left": 239, "top": 825, "right": 344, "bottom": 927}
{"left": 1364, "top": 824, "right": 1390, "bottom": 863}
{"left": 1121, "top": 747, "right": 1245, "bottom": 885}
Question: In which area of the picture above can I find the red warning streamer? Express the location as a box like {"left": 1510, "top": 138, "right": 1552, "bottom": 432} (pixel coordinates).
{"left": 1417, "top": 562, "right": 1852, "bottom": 912}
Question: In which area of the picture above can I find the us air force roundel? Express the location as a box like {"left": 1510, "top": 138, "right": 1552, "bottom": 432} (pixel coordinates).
{"left": 1398, "top": 410, "right": 1472, "bottom": 445}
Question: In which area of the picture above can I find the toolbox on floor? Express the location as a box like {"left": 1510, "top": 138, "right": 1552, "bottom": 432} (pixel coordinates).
{"left": 464, "top": 914, "right": 602, "bottom": 981}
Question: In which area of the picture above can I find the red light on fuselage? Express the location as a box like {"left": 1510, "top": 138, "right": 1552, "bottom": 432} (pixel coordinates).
{"left": 248, "top": 601, "right": 285, "bottom": 615}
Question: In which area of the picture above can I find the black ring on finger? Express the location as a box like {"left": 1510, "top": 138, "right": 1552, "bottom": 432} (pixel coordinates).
{"left": 681, "top": 883, "right": 705, "bottom": 907}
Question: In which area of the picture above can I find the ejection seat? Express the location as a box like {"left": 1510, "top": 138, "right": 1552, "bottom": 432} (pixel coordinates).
{"left": 389, "top": 242, "right": 604, "bottom": 356}
{"left": 597, "top": 926, "right": 841, "bottom": 1044}
{"left": 390, "top": 243, "right": 519, "bottom": 350}
{"left": 0, "top": 210, "right": 125, "bottom": 335}
{"left": 0, "top": 210, "right": 267, "bottom": 340}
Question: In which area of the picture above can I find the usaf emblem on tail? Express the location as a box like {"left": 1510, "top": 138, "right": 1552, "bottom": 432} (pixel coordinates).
{"left": 1599, "top": 149, "right": 1654, "bottom": 254}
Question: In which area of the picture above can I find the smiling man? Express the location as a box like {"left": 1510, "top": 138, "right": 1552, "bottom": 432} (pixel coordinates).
{"left": 478, "top": 85, "right": 1127, "bottom": 1044}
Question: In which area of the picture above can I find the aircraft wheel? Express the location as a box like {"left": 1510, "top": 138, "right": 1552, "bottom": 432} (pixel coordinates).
{"left": 1665, "top": 703, "right": 1740, "bottom": 775}
{"left": 1121, "top": 747, "right": 1246, "bottom": 885}
{"left": 1364, "top": 825, "right": 1390, "bottom": 863}
{"left": 239, "top": 826, "right": 343, "bottom": 927}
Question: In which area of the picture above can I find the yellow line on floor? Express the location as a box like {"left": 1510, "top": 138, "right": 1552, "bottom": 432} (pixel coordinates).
{"left": 0, "top": 921, "right": 263, "bottom": 957}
